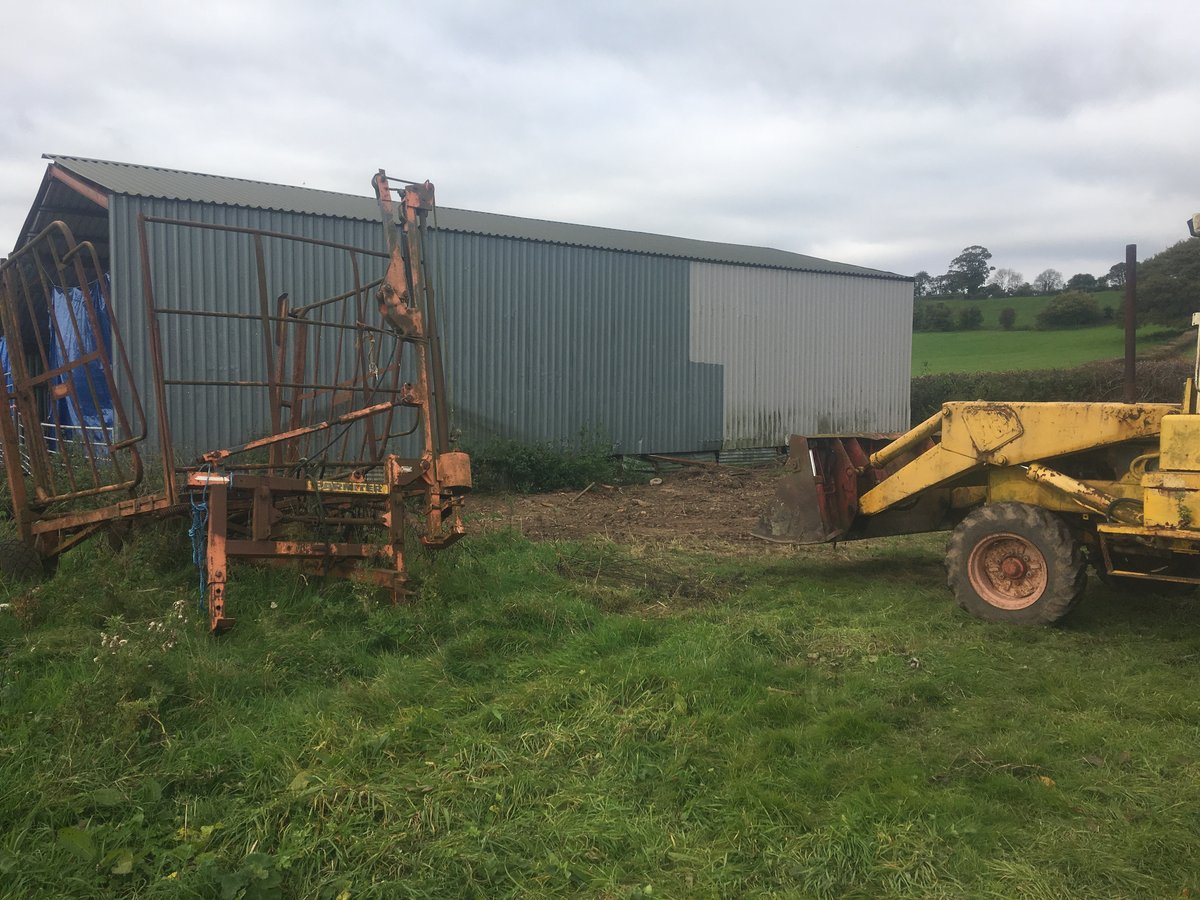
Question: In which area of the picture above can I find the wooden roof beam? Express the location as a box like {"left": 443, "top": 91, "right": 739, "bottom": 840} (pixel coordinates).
{"left": 48, "top": 164, "right": 109, "bottom": 210}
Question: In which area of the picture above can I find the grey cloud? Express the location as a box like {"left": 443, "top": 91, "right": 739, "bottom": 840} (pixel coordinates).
{"left": 2, "top": 0, "right": 1198, "bottom": 282}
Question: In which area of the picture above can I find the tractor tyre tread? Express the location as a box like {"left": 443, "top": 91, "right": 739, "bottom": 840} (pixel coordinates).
{"left": 0, "top": 539, "right": 45, "bottom": 581}
{"left": 945, "top": 502, "right": 1084, "bottom": 625}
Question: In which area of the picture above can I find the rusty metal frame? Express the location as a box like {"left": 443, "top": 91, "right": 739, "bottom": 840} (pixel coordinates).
{"left": 0, "top": 171, "right": 470, "bottom": 632}
{"left": 0, "top": 221, "right": 147, "bottom": 551}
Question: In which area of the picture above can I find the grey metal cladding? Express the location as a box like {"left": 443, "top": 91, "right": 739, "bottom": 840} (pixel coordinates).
{"left": 108, "top": 195, "right": 724, "bottom": 457}
{"left": 432, "top": 231, "right": 722, "bottom": 455}
{"left": 53, "top": 155, "right": 908, "bottom": 280}
{"left": 89, "top": 156, "right": 910, "bottom": 458}
{"left": 109, "top": 195, "right": 385, "bottom": 455}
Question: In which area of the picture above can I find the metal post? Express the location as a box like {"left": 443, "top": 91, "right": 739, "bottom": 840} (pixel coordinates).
{"left": 206, "top": 481, "right": 229, "bottom": 632}
{"left": 1124, "top": 243, "right": 1137, "bottom": 403}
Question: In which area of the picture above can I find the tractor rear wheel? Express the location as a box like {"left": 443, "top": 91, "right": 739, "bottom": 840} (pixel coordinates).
{"left": 0, "top": 539, "right": 46, "bottom": 581}
{"left": 946, "top": 503, "right": 1085, "bottom": 625}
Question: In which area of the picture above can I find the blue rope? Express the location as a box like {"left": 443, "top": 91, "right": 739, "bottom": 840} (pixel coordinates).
{"left": 188, "top": 471, "right": 210, "bottom": 612}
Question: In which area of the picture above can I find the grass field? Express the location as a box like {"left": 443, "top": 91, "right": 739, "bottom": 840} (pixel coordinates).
{"left": 916, "top": 291, "right": 1122, "bottom": 331}
{"left": 3, "top": 525, "right": 1200, "bottom": 897}
{"left": 912, "top": 324, "right": 1180, "bottom": 375}
{"left": 910, "top": 292, "right": 1187, "bottom": 375}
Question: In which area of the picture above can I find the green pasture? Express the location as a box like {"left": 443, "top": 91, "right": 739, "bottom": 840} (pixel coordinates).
{"left": 916, "top": 291, "right": 1121, "bottom": 331}
{"left": 912, "top": 324, "right": 1180, "bottom": 375}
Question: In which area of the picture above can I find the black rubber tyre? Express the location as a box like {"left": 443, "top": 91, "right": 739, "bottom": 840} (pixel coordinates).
{"left": 0, "top": 538, "right": 45, "bottom": 581}
{"left": 946, "top": 503, "right": 1085, "bottom": 625}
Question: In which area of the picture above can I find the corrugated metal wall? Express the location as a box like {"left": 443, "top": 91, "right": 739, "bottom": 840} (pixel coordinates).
{"left": 107, "top": 196, "right": 909, "bottom": 458}
{"left": 689, "top": 262, "right": 912, "bottom": 446}
{"left": 109, "top": 196, "right": 389, "bottom": 456}
{"left": 108, "top": 197, "right": 726, "bottom": 457}
{"left": 431, "top": 231, "right": 722, "bottom": 454}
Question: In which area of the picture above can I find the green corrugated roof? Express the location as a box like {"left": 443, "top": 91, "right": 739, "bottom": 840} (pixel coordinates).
{"left": 46, "top": 155, "right": 908, "bottom": 280}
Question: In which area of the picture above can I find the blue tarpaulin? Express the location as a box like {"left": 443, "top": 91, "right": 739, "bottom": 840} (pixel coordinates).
{"left": 0, "top": 278, "right": 115, "bottom": 447}
{"left": 48, "top": 278, "right": 114, "bottom": 435}
{"left": 0, "top": 334, "right": 12, "bottom": 397}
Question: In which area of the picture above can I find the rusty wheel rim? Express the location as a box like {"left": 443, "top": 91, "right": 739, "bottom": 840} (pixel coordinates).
{"left": 966, "top": 531, "right": 1048, "bottom": 610}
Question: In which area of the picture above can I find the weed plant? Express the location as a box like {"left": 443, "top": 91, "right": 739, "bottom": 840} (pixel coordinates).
{"left": 1, "top": 528, "right": 1199, "bottom": 896}
{"left": 465, "top": 432, "right": 618, "bottom": 493}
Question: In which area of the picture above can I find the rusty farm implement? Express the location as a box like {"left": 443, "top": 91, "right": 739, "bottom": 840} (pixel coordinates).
{"left": 0, "top": 171, "right": 469, "bottom": 631}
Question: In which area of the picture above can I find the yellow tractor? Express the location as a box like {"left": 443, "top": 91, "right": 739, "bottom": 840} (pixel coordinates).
{"left": 755, "top": 219, "right": 1200, "bottom": 625}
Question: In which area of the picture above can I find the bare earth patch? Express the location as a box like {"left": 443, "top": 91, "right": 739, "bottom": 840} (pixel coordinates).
{"left": 466, "top": 464, "right": 788, "bottom": 553}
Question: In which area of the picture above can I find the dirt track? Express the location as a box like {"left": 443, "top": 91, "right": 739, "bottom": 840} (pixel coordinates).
{"left": 467, "top": 463, "right": 789, "bottom": 553}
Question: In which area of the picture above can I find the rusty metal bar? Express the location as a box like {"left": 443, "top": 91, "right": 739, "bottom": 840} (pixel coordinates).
{"left": 252, "top": 234, "right": 283, "bottom": 470}
{"left": 164, "top": 377, "right": 407, "bottom": 391}
{"left": 1124, "top": 243, "right": 1137, "bottom": 403}
{"left": 152, "top": 306, "right": 393, "bottom": 336}
{"left": 201, "top": 399, "right": 405, "bottom": 462}
{"left": 291, "top": 276, "right": 386, "bottom": 316}
{"left": 225, "top": 539, "right": 381, "bottom": 558}
{"left": 141, "top": 215, "right": 388, "bottom": 258}
{"left": 417, "top": 216, "right": 452, "bottom": 454}
{"left": 27, "top": 493, "right": 179, "bottom": 533}
{"left": 137, "top": 213, "right": 178, "bottom": 504}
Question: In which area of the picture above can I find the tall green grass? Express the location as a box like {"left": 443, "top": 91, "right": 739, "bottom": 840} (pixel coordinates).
{"left": 464, "top": 432, "right": 619, "bottom": 494}
{"left": 2, "top": 526, "right": 1199, "bottom": 897}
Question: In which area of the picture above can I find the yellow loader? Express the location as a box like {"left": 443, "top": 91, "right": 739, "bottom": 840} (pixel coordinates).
{"left": 754, "top": 219, "right": 1200, "bottom": 625}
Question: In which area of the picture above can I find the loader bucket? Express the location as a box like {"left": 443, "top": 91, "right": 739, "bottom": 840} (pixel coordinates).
{"left": 752, "top": 433, "right": 903, "bottom": 544}
{"left": 753, "top": 434, "right": 849, "bottom": 542}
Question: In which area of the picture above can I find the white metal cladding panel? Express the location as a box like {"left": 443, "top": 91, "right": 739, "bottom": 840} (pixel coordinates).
{"left": 689, "top": 262, "right": 912, "bottom": 447}
{"left": 431, "top": 231, "right": 723, "bottom": 454}
{"left": 109, "top": 198, "right": 725, "bottom": 456}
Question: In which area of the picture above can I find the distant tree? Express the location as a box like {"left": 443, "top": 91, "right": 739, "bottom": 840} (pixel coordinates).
{"left": 1137, "top": 237, "right": 1200, "bottom": 325}
{"left": 946, "top": 245, "right": 995, "bottom": 296}
{"left": 1016, "top": 282, "right": 1034, "bottom": 295}
{"left": 1105, "top": 262, "right": 1126, "bottom": 289}
{"left": 1035, "top": 291, "right": 1103, "bottom": 329}
{"left": 988, "top": 267, "right": 1025, "bottom": 295}
{"left": 1033, "top": 268, "right": 1064, "bottom": 294}
{"left": 957, "top": 305, "right": 984, "bottom": 330}
{"left": 1066, "top": 272, "right": 1099, "bottom": 292}
{"left": 922, "top": 302, "right": 954, "bottom": 331}
{"left": 999, "top": 307, "right": 1017, "bottom": 330}
{"left": 928, "top": 274, "right": 953, "bottom": 297}
{"left": 912, "top": 270, "right": 933, "bottom": 298}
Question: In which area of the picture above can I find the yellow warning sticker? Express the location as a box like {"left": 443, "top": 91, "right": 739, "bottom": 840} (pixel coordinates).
{"left": 307, "top": 480, "right": 388, "bottom": 495}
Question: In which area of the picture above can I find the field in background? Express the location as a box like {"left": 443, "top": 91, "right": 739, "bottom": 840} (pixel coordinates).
{"left": 909, "top": 291, "right": 1186, "bottom": 375}
{"left": 912, "top": 324, "right": 1178, "bottom": 375}
{"left": 916, "top": 291, "right": 1121, "bottom": 331}
{"left": 2, "top": 519, "right": 1199, "bottom": 897}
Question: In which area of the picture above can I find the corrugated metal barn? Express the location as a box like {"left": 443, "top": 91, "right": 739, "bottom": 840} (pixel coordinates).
{"left": 12, "top": 155, "right": 913, "bottom": 457}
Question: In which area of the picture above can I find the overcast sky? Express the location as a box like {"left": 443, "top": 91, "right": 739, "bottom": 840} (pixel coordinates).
{"left": 2, "top": 0, "right": 1197, "bottom": 282}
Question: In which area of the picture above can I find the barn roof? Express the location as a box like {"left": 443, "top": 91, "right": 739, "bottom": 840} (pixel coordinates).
{"left": 32, "top": 155, "right": 908, "bottom": 281}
